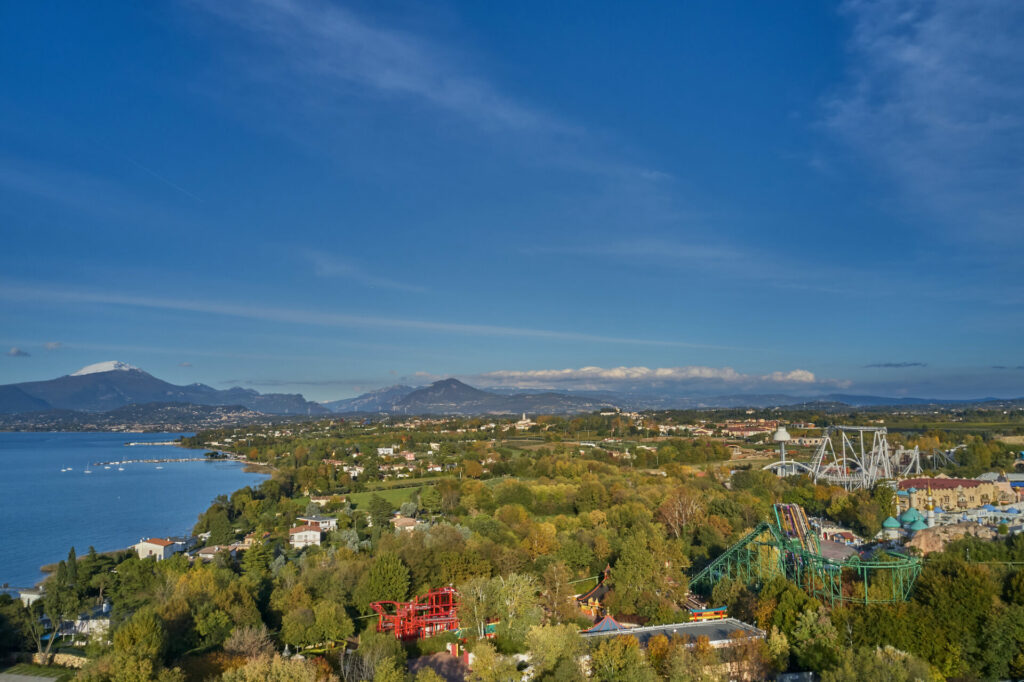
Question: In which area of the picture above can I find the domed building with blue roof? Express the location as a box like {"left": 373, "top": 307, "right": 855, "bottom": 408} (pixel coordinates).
{"left": 899, "top": 507, "right": 923, "bottom": 526}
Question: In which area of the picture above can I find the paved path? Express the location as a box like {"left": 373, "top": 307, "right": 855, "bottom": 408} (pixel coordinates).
{"left": 0, "top": 675, "right": 60, "bottom": 681}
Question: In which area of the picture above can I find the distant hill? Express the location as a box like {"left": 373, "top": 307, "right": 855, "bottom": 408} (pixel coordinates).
{"left": 386, "top": 378, "right": 617, "bottom": 415}
{"left": 323, "top": 385, "right": 416, "bottom": 413}
{"left": 325, "top": 380, "right": 1024, "bottom": 414}
{"left": 2, "top": 362, "right": 329, "bottom": 415}
{"left": 0, "top": 402, "right": 268, "bottom": 431}
{"left": 0, "top": 385, "right": 52, "bottom": 414}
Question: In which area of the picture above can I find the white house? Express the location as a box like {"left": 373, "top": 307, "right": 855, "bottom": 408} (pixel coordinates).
{"left": 289, "top": 525, "right": 322, "bottom": 549}
{"left": 377, "top": 446, "right": 395, "bottom": 456}
{"left": 18, "top": 589, "right": 43, "bottom": 608}
{"left": 134, "top": 538, "right": 185, "bottom": 561}
{"left": 343, "top": 465, "right": 365, "bottom": 479}
{"left": 195, "top": 545, "right": 237, "bottom": 562}
{"left": 297, "top": 514, "right": 338, "bottom": 532}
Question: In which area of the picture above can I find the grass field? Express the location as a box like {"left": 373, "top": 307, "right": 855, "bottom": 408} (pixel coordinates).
{"left": 346, "top": 485, "right": 430, "bottom": 510}
{"left": 0, "top": 663, "right": 75, "bottom": 681}
{"left": 364, "top": 476, "right": 454, "bottom": 491}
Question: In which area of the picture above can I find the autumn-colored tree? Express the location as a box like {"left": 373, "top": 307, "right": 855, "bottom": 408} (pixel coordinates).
{"left": 221, "top": 655, "right": 339, "bottom": 682}
{"left": 589, "top": 635, "right": 655, "bottom": 682}
{"left": 466, "top": 641, "right": 519, "bottom": 682}
{"left": 526, "top": 624, "right": 584, "bottom": 681}
{"left": 223, "top": 624, "right": 275, "bottom": 659}
{"left": 522, "top": 522, "right": 558, "bottom": 559}
{"left": 458, "top": 576, "right": 498, "bottom": 639}
{"left": 657, "top": 487, "right": 704, "bottom": 539}
{"left": 540, "top": 562, "right": 579, "bottom": 623}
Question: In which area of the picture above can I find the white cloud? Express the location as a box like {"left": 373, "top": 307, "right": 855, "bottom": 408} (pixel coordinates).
{"left": 6, "top": 347, "right": 30, "bottom": 357}
{"left": 43, "top": 341, "right": 62, "bottom": 351}
{"left": 477, "top": 365, "right": 834, "bottom": 387}
{"left": 825, "top": 0, "right": 1024, "bottom": 241}
{"left": 761, "top": 369, "right": 817, "bottom": 384}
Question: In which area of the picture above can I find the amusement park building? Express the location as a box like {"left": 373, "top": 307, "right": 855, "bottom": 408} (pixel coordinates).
{"left": 896, "top": 475, "right": 1009, "bottom": 511}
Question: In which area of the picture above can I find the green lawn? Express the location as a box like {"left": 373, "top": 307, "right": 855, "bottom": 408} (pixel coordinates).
{"left": 347, "top": 485, "right": 428, "bottom": 510}
{"left": 364, "top": 475, "right": 454, "bottom": 491}
{"left": 0, "top": 663, "right": 75, "bottom": 681}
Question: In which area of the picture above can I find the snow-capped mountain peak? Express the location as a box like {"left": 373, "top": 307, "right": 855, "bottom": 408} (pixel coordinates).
{"left": 71, "top": 361, "right": 140, "bottom": 376}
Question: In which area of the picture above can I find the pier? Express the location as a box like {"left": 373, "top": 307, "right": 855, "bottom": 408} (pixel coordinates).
{"left": 91, "top": 456, "right": 243, "bottom": 466}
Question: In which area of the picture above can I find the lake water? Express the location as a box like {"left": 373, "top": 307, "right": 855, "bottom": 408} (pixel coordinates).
{"left": 0, "top": 432, "right": 267, "bottom": 588}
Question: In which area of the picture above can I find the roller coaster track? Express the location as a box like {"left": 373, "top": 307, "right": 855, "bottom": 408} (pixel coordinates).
{"left": 689, "top": 504, "right": 922, "bottom": 606}
{"left": 764, "top": 426, "right": 926, "bottom": 491}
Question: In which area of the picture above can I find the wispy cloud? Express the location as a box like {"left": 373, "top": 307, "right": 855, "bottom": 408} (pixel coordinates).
{"left": 6, "top": 347, "right": 30, "bottom": 357}
{"left": 865, "top": 361, "right": 928, "bottom": 369}
{"left": 179, "top": 362, "right": 193, "bottom": 368}
{"left": 197, "top": 0, "right": 561, "bottom": 134}
{"left": 825, "top": 0, "right": 1024, "bottom": 242}
{"left": 43, "top": 342, "right": 62, "bottom": 351}
{"left": 301, "top": 250, "right": 425, "bottom": 293}
{"left": 991, "top": 365, "right": 1024, "bottom": 370}
{"left": 0, "top": 282, "right": 738, "bottom": 350}
{"left": 525, "top": 239, "right": 741, "bottom": 266}
{"left": 0, "top": 157, "right": 188, "bottom": 235}
{"left": 192, "top": 0, "right": 681, "bottom": 220}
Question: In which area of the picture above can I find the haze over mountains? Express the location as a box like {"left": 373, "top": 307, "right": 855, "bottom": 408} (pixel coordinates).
{"left": 2, "top": 363, "right": 1019, "bottom": 424}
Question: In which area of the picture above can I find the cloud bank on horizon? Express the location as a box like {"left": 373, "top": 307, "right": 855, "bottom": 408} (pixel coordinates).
{"left": 474, "top": 365, "right": 840, "bottom": 390}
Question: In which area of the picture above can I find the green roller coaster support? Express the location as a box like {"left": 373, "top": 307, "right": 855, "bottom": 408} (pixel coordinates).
{"left": 689, "top": 505, "right": 922, "bottom": 607}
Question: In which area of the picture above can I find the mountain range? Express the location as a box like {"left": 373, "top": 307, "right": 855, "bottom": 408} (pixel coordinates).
{"left": 329, "top": 382, "right": 1023, "bottom": 413}
{"left": 3, "top": 363, "right": 1020, "bottom": 422}
{"left": 325, "top": 379, "right": 617, "bottom": 415}
{"left": 0, "top": 361, "right": 328, "bottom": 415}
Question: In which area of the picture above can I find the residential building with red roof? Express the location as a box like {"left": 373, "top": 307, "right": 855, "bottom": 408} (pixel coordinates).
{"left": 289, "top": 524, "right": 321, "bottom": 549}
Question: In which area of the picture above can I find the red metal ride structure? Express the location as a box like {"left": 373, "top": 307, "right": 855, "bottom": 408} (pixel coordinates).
{"left": 369, "top": 587, "right": 461, "bottom": 640}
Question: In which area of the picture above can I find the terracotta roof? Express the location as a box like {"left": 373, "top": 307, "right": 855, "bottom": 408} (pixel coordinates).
{"left": 899, "top": 478, "right": 981, "bottom": 490}
{"left": 143, "top": 538, "right": 174, "bottom": 547}
{"left": 289, "top": 525, "right": 319, "bottom": 534}
{"left": 198, "top": 546, "right": 227, "bottom": 554}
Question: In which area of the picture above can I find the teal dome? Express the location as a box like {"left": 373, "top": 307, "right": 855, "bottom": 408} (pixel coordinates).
{"left": 908, "top": 519, "right": 928, "bottom": 532}
{"left": 882, "top": 516, "right": 901, "bottom": 529}
{"left": 899, "top": 508, "right": 922, "bottom": 524}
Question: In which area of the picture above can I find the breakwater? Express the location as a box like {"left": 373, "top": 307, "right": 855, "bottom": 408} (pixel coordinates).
{"left": 91, "top": 456, "right": 243, "bottom": 466}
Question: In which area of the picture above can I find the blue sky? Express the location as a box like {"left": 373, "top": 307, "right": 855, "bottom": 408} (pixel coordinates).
{"left": 2, "top": 0, "right": 1023, "bottom": 401}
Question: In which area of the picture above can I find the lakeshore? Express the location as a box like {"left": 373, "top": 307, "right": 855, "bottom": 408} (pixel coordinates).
{"left": 0, "top": 432, "right": 268, "bottom": 588}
